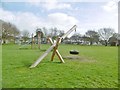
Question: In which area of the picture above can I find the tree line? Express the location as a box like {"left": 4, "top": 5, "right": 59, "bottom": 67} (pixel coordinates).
{"left": 69, "top": 29, "right": 120, "bottom": 46}
{"left": 1, "top": 20, "right": 120, "bottom": 46}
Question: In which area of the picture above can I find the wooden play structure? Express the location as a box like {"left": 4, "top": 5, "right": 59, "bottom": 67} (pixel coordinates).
{"left": 30, "top": 25, "right": 77, "bottom": 68}
{"left": 31, "top": 28, "right": 44, "bottom": 49}
{"left": 31, "top": 33, "right": 35, "bottom": 49}
{"left": 37, "top": 29, "right": 42, "bottom": 49}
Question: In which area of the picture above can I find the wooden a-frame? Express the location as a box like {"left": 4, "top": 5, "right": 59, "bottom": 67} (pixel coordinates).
{"left": 30, "top": 25, "right": 77, "bottom": 68}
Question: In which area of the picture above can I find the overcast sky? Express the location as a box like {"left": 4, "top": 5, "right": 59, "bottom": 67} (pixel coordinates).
{"left": 0, "top": 0, "right": 118, "bottom": 35}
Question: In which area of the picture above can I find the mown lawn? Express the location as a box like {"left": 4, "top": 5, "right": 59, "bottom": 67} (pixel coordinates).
{"left": 0, "top": 45, "right": 2, "bottom": 89}
{"left": 2, "top": 44, "right": 118, "bottom": 88}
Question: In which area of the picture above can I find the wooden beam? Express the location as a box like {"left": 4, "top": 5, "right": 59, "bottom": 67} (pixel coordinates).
{"left": 51, "top": 37, "right": 60, "bottom": 61}
{"left": 61, "top": 25, "right": 77, "bottom": 40}
{"left": 56, "top": 50, "right": 65, "bottom": 63}
{"left": 31, "top": 33, "right": 33, "bottom": 49}
{"left": 30, "top": 25, "right": 77, "bottom": 68}
{"left": 29, "top": 43, "right": 56, "bottom": 68}
{"left": 48, "top": 37, "right": 65, "bottom": 63}
{"left": 38, "top": 33, "right": 41, "bottom": 49}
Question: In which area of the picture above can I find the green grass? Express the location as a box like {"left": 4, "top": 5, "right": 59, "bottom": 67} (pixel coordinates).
{"left": 2, "top": 44, "right": 118, "bottom": 88}
{"left": 0, "top": 45, "right": 2, "bottom": 89}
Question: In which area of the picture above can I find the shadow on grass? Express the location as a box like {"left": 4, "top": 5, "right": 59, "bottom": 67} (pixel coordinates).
{"left": 51, "top": 62, "right": 63, "bottom": 64}
{"left": 63, "top": 55, "right": 97, "bottom": 63}
{"left": 40, "top": 49, "right": 47, "bottom": 52}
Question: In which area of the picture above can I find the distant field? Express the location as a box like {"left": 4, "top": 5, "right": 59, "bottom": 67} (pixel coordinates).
{"left": 2, "top": 44, "right": 118, "bottom": 88}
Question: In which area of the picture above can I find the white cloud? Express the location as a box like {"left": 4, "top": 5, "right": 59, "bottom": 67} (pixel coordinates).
{"left": 101, "top": 1, "right": 118, "bottom": 33}
{"left": 102, "top": 1, "right": 118, "bottom": 12}
{"left": 81, "top": 22, "right": 117, "bottom": 32}
{"left": 0, "top": 8, "right": 45, "bottom": 34}
{"left": 0, "top": 7, "right": 117, "bottom": 36}
{"left": 47, "top": 12, "right": 79, "bottom": 37}
{"left": 15, "top": 12, "right": 44, "bottom": 32}
{"left": 48, "top": 13, "right": 78, "bottom": 27}
{"left": 0, "top": 8, "right": 79, "bottom": 35}
{"left": 0, "top": 1, "right": 118, "bottom": 36}
{"left": 0, "top": 8, "right": 16, "bottom": 22}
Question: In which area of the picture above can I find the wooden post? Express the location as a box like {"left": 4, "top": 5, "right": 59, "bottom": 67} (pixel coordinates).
{"left": 38, "top": 32, "right": 41, "bottom": 49}
{"left": 30, "top": 25, "right": 77, "bottom": 68}
{"left": 31, "top": 33, "right": 36, "bottom": 49}
{"left": 31, "top": 33, "right": 33, "bottom": 49}
{"left": 61, "top": 25, "right": 77, "bottom": 39}
{"left": 48, "top": 37, "right": 65, "bottom": 63}
{"left": 51, "top": 37, "right": 60, "bottom": 61}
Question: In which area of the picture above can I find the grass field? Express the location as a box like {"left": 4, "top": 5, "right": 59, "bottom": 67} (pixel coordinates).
{"left": 0, "top": 45, "right": 2, "bottom": 89}
{"left": 2, "top": 44, "right": 118, "bottom": 88}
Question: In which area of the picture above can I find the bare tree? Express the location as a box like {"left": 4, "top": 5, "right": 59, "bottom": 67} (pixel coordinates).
{"left": 2, "top": 21, "right": 20, "bottom": 44}
{"left": 58, "top": 30, "right": 64, "bottom": 37}
{"left": 49, "top": 27, "right": 59, "bottom": 40}
{"left": 98, "top": 28, "right": 115, "bottom": 46}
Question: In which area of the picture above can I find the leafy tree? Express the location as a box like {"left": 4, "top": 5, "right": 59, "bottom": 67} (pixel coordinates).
{"left": 108, "top": 36, "right": 117, "bottom": 46}
{"left": 70, "top": 33, "right": 81, "bottom": 42}
{"left": 109, "top": 33, "right": 120, "bottom": 46}
{"left": 112, "top": 33, "right": 120, "bottom": 40}
{"left": 98, "top": 28, "right": 115, "bottom": 46}
{"left": 81, "top": 35, "right": 90, "bottom": 45}
{"left": 85, "top": 30, "right": 99, "bottom": 45}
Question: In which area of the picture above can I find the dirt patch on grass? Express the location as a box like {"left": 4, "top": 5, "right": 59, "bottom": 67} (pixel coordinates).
{"left": 63, "top": 55, "right": 96, "bottom": 63}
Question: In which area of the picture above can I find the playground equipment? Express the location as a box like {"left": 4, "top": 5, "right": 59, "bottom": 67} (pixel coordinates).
{"left": 31, "top": 28, "right": 44, "bottom": 49}
{"left": 70, "top": 50, "right": 79, "bottom": 55}
{"left": 30, "top": 25, "right": 77, "bottom": 68}
{"left": 36, "top": 28, "right": 42, "bottom": 49}
{"left": 31, "top": 33, "right": 35, "bottom": 49}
